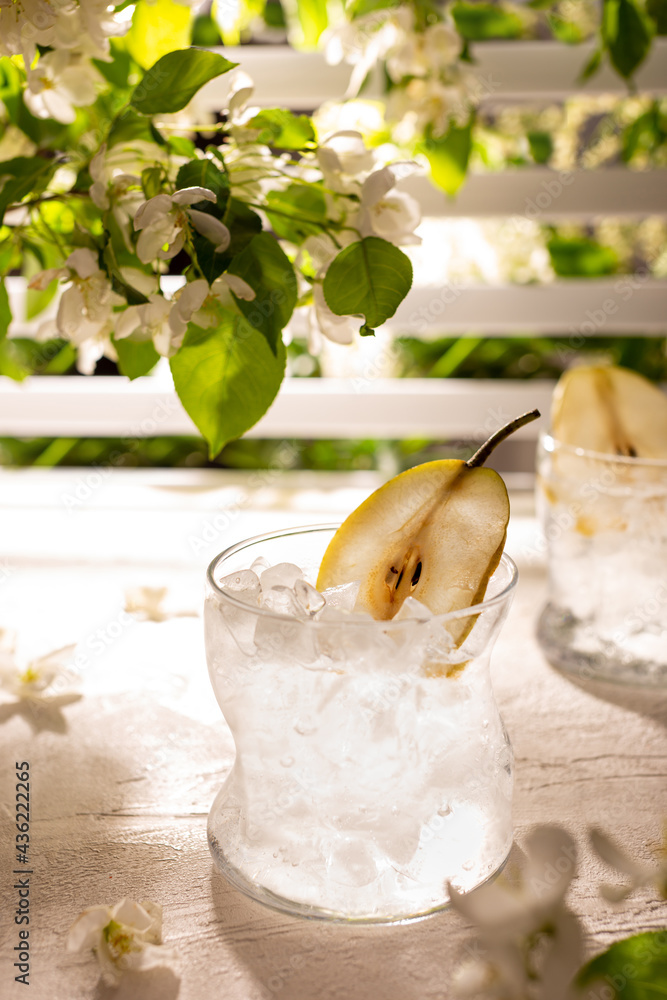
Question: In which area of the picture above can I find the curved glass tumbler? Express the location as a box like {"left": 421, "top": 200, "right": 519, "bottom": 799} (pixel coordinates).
{"left": 205, "top": 525, "right": 518, "bottom": 922}
{"left": 537, "top": 433, "right": 667, "bottom": 685}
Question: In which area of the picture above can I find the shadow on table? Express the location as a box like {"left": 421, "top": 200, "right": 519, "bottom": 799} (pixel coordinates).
{"left": 556, "top": 673, "right": 667, "bottom": 729}
{"left": 209, "top": 865, "right": 460, "bottom": 1000}
{"left": 93, "top": 968, "right": 181, "bottom": 1000}
{"left": 0, "top": 693, "right": 82, "bottom": 733}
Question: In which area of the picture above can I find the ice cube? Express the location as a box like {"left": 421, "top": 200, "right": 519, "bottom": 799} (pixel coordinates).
{"left": 260, "top": 585, "right": 304, "bottom": 617}
{"left": 255, "top": 619, "right": 315, "bottom": 665}
{"left": 260, "top": 562, "right": 304, "bottom": 591}
{"left": 295, "top": 579, "right": 326, "bottom": 616}
{"left": 325, "top": 835, "right": 379, "bottom": 887}
{"left": 321, "top": 580, "right": 361, "bottom": 613}
{"left": 250, "top": 556, "right": 270, "bottom": 575}
{"left": 218, "top": 569, "right": 261, "bottom": 606}
{"left": 394, "top": 596, "right": 434, "bottom": 621}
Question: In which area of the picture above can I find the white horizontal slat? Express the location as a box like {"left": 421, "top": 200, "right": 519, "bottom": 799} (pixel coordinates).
{"left": 199, "top": 40, "right": 667, "bottom": 109}
{"left": 6, "top": 277, "right": 666, "bottom": 341}
{"left": 0, "top": 376, "right": 553, "bottom": 439}
{"left": 399, "top": 170, "right": 667, "bottom": 219}
{"left": 390, "top": 279, "right": 667, "bottom": 334}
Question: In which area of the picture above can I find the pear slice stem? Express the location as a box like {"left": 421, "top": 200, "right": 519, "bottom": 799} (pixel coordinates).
{"left": 466, "top": 409, "right": 541, "bottom": 469}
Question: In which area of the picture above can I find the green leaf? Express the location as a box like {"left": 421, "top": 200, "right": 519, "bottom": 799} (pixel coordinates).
{"left": 93, "top": 42, "right": 135, "bottom": 88}
{"left": 452, "top": 1, "right": 525, "bottom": 39}
{"left": 113, "top": 336, "right": 161, "bottom": 379}
{"left": 647, "top": 0, "right": 667, "bottom": 33}
{"left": 527, "top": 130, "right": 554, "bottom": 164}
{"left": 266, "top": 184, "right": 327, "bottom": 244}
{"left": 0, "top": 156, "right": 54, "bottom": 226}
{"left": 577, "top": 931, "right": 667, "bottom": 997}
{"left": 141, "top": 166, "right": 163, "bottom": 200}
{"left": 191, "top": 13, "right": 223, "bottom": 46}
{"left": 247, "top": 109, "right": 316, "bottom": 149}
{"left": 130, "top": 49, "right": 237, "bottom": 115}
{"left": 167, "top": 136, "right": 197, "bottom": 159}
{"left": 547, "top": 236, "right": 618, "bottom": 276}
{"left": 292, "top": 0, "right": 330, "bottom": 46}
{"left": 22, "top": 246, "right": 60, "bottom": 319}
{"left": 176, "top": 159, "right": 229, "bottom": 208}
{"left": 102, "top": 240, "right": 151, "bottom": 307}
{"left": 108, "top": 108, "right": 159, "bottom": 148}
{"left": 323, "top": 237, "right": 413, "bottom": 332}
{"left": 579, "top": 46, "right": 604, "bottom": 81}
{"left": 603, "top": 0, "right": 654, "bottom": 79}
{"left": 0, "top": 278, "right": 11, "bottom": 340}
{"left": 195, "top": 197, "right": 261, "bottom": 284}
{"left": 227, "top": 233, "right": 297, "bottom": 354}
{"left": 170, "top": 310, "right": 287, "bottom": 457}
{"left": 126, "top": 0, "right": 192, "bottom": 69}
{"left": 0, "top": 279, "right": 30, "bottom": 381}
{"left": 419, "top": 121, "right": 473, "bottom": 197}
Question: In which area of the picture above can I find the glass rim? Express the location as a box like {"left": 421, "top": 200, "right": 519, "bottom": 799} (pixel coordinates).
{"left": 540, "top": 431, "right": 667, "bottom": 469}
{"left": 206, "top": 523, "right": 518, "bottom": 628}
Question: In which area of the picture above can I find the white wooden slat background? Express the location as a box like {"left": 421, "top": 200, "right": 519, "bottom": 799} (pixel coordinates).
{"left": 199, "top": 39, "right": 667, "bottom": 107}
{"left": 2, "top": 40, "right": 666, "bottom": 444}
{"left": 0, "top": 376, "right": 554, "bottom": 439}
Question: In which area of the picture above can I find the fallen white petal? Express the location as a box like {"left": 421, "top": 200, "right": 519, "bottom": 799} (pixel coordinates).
{"left": 67, "top": 906, "right": 111, "bottom": 952}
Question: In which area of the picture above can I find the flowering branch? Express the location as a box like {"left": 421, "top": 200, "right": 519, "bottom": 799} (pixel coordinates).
{"left": 0, "top": 5, "right": 421, "bottom": 457}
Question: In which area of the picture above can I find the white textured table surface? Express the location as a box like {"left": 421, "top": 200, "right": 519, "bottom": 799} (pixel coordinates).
{"left": 0, "top": 469, "right": 665, "bottom": 1000}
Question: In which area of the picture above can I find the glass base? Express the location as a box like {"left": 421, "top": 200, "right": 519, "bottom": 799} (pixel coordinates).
{"left": 537, "top": 602, "right": 667, "bottom": 687}
{"left": 207, "top": 781, "right": 512, "bottom": 924}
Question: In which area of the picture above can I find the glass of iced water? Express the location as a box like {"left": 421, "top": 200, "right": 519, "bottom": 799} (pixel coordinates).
{"left": 204, "top": 524, "right": 517, "bottom": 922}
{"left": 537, "top": 433, "right": 667, "bottom": 685}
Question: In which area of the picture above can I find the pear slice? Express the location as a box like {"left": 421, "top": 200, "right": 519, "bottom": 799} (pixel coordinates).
{"left": 551, "top": 365, "right": 667, "bottom": 459}
{"left": 317, "top": 411, "right": 539, "bottom": 627}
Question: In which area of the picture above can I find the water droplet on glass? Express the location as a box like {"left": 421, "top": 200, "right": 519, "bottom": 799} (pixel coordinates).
{"left": 280, "top": 755, "right": 294, "bottom": 768}
{"left": 438, "top": 803, "right": 452, "bottom": 817}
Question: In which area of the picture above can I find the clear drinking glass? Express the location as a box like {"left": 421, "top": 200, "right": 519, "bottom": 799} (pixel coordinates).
{"left": 537, "top": 433, "right": 667, "bottom": 685}
{"left": 204, "top": 524, "right": 518, "bottom": 922}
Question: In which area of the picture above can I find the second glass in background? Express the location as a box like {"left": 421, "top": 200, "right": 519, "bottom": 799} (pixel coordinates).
{"left": 536, "top": 433, "right": 667, "bottom": 686}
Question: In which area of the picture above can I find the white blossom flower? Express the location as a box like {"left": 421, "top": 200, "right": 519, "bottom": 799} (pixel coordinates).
{"left": 317, "top": 131, "right": 376, "bottom": 195}
{"left": 89, "top": 144, "right": 155, "bottom": 249}
{"left": 0, "top": 0, "right": 128, "bottom": 63}
{"left": 171, "top": 274, "right": 256, "bottom": 330}
{"left": 357, "top": 164, "right": 421, "bottom": 245}
{"left": 322, "top": 8, "right": 410, "bottom": 97}
{"left": 0, "top": 635, "right": 77, "bottom": 702}
{"left": 311, "top": 280, "right": 362, "bottom": 346}
{"left": 312, "top": 100, "right": 386, "bottom": 145}
{"left": 386, "top": 75, "right": 472, "bottom": 143}
{"left": 67, "top": 898, "right": 178, "bottom": 988}
{"left": 591, "top": 827, "right": 667, "bottom": 902}
{"left": 450, "top": 826, "right": 584, "bottom": 1000}
{"left": 115, "top": 295, "right": 175, "bottom": 357}
{"left": 24, "top": 50, "right": 103, "bottom": 124}
{"left": 133, "top": 188, "right": 230, "bottom": 264}
{"left": 0, "top": 0, "right": 58, "bottom": 62}
{"left": 115, "top": 271, "right": 255, "bottom": 358}
{"left": 124, "top": 587, "right": 198, "bottom": 622}
{"left": 27, "top": 248, "right": 122, "bottom": 374}
{"left": 386, "top": 19, "right": 461, "bottom": 82}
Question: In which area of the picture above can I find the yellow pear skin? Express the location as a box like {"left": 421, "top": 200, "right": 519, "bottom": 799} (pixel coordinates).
{"left": 552, "top": 365, "right": 667, "bottom": 459}
{"left": 317, "top": 460, "right": 509, "bottom": 622}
